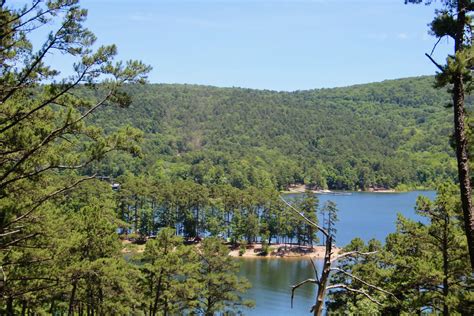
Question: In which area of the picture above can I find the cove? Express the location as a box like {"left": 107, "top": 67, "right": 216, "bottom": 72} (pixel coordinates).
{"left": 284, "top": 190, "right": 436, "bottom": 246}
{"left": 239, "top": 190, "right": 436, "bottom": 315}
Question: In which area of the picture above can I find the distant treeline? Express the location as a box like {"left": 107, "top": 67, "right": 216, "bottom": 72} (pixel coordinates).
{"left": 116, "top": 175, "right": 323, "bottom": 246}
{"left": 89, "top": 76, "right": 458, "bottom": 191}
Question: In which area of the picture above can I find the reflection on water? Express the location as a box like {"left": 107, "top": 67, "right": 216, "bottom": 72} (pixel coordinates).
{"left": 238, "top": 191, "right": 437, "bottom": 315}
{"left": 285, "top": 190, "right": 436, "bottom": 246}
{"left": 238, "top": 258, "right": 320, "bottom": 315}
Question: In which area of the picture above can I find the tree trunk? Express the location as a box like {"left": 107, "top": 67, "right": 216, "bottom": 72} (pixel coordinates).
{"left": 49, "top": 299, "right": 55, "bottom": 314}
{"left": 134, "top": 197, "right": 139, "bottom": 234}
{"left": 6, "top": 297, "right": 13, "bottom": 316}
{"left": 313, "top": 236, "right": 333, "bottom": 316}
{"left": 20, "top": 301, "right": 26, "bottom": 316}
{"left": 227, "top": 209, "right": 231, "bottom": 238}
{"left": 68, "top": 279, "right": 78, "bottom": 316}
{"left": 151, "top": 271, "right": 163, "bottom": 316}
{"left": 442, "top": 216, "right": 449, "bottom": 316}
{"left": 452, "top": 0, "right": 474, "bottom": 271}
{"left": 195, "top": 206, "right": 199, "bottom": 237}
{"left": 163, "top": 296, "right": 168, "bottom": 316}
{"left": 205, "top": 297, "right": 213, "bottom": 316}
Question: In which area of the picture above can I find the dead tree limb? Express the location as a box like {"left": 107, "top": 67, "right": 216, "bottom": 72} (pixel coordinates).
{"left": 325, "top": 284, "right": 382, "bottom": 306}
{"left": 425, "top": 53, "right": 444, "bottom": 72}
{"left": 309, "top": 257, "right": 320, "bottom": 284}
{"left": 291, "top": 279, "right": 319, "bottom": 308}
{"left": 331, "top": 250, "right": 378, "bottom": 262}
{"left": 280, "top": 196, "right": 329, "bottom": 238}
{"left": 281, "top": 196, "right": 395, "bottom": 315}
{"left": 330, "top": 267, "right": 398, "bottom": 300}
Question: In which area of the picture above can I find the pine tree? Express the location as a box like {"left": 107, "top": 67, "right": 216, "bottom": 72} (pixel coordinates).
{"left": 0, "top": 0, "right": 150, "bottom": 252}
{"left": 142, "top": 227, "right": 200, "bottom": 315}
{"left": 0, "top": 1, "right": 149, "bottom": 312}
{"left": 406, "top": 0, "right": 474, "bottom": 271}
{"left": 326, "top": 183, "right": 473, "bottom": 314}
{"left": 196, "top": 237, "right": 254, "bottom": 315}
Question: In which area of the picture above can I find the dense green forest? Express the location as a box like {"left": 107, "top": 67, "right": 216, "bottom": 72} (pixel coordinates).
{"left": 1, "top": 1, "right": 472, "bottom": 315}
{"left": 90, "top": 76, "right": 458, "bottom": 190}
{"left": 327, "top": 183, "right": 472, "bottom": 314}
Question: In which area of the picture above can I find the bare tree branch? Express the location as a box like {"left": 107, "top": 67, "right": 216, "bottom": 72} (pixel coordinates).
{"left": 1, "top": 24, "right": 65, "bottom": 105}
{"left": 425, "top": 53, "right": 444, "bottom": 72}
{"left": 0, "top": 92, "right": 111, "bottom": 187}
{"left": 331, "top": 250, "right": 378, "bottom": 262}
{"left": 1, "top": 2, "right": 66, "bottom": 39}
{"left": 330, "top": 267, "right": 398, "bottom": 300}
{"left": 309, "top": 257, "right": 320, "bottom": 284}
{"left": 0, "top": 146, "right": 114, "bottom": 190}
{"left": 0, "top": 233, "right": 39, "bottom": 250}
{"left": 0, "top": 60, "right": 92, "bottom": 132}
{"left": 280, "top": 196, "right": 329, "bottom": 238}
{"left": 291, "top": 278, "right": 318, "bottom": 308}
{"left": 326, "top": 284, "right": 382, "bottom": 306}
{"left": 430, "top": 36, "right": 443, "bottom": 56}
{"left": 0, "top": 229, "right": 21, "bottom": 237}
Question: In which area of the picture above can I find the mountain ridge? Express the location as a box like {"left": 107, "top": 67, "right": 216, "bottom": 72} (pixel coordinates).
{"left": 91, "top": 75, "right": 457, "bottom": 190}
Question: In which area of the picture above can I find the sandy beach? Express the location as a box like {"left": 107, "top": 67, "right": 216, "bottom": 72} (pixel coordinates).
{"left": 228, "top": 243, "right": 340, "bottom": 259}
{"left": 122, "top": 240, "right": 340, "bottom": 259}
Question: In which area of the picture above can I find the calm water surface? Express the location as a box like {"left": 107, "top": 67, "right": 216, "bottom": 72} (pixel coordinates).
{"left": 238, "top": 190, "right": 436, "bottom": 315}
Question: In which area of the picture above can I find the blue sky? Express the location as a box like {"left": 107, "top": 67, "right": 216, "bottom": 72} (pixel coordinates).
{"left": 23, "top": 0, "right": 452, "bottom": 91}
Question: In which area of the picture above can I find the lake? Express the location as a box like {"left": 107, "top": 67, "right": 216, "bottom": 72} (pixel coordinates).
{"left": 238, "top": 190, "right": 436, "bottom": 315}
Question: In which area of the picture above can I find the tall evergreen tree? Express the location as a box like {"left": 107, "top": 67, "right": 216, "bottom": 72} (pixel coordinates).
{"left": 327, "top": 183, "right": 473, "bottom": 314}
{"left": 141, "top": 227, "right": 200, "bottom": 316}
{"left": 0, "top": 0, "right": 149, "bottom": 312}
{"left": 196, "top": 237, "right": 254, "bottom": 315}
{"left": 406, "top": 0, "right": 474, "bottom": 270}
{"left": 0, "top": 0, "right": 150, "bottom": 252}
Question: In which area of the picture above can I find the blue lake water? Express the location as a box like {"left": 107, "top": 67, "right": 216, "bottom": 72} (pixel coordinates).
{"left": 285, "top": 190, "right": 436, "bottom": 246}
{"left": 239, "top": 190, "right": 436, "bottom": 315}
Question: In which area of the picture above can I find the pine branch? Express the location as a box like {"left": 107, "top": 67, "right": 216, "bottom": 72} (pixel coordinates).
{"left": 1, "top": 175, "right": 96, "bottom": 234}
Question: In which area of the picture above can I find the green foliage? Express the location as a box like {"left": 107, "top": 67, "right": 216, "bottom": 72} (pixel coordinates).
{"left": 1, "top": 180, "right": 141, "bottom": 314}
{"left": 320, "top": 200, "right": 339, "bottom": 242}
{"left": 3, "top": 1, "right": 471, "bottom": 315}
{"left": 327, "top": 183, "right": 473, "bottom": 315}
{"left": 293, "top": 191, "right": 320, "bottom": 246}
{"left": 239, "top": 241, "right": 247, "bottom": 257}
{"left": 0, "top": 0, "right": 150, "bottom": 274}
{"left": 197, "top": 238, "right": 255, "bottom": 315}
{"left": 406, "top": 0, "right": 474, "bottom": 272}
{"left": 0, "top": 1, "right": 150, "bottom": 313}
{"left": 113, "top": 175, "right": 327, "bottom": 252}
{"left": 90, "top": 76, "right": 457, "bottom": 190}
{"left": 141, "top": 228, "right": 200, "bottom": 315}
{"left": 141, "top": 231, "right": 255, "bottom": 315}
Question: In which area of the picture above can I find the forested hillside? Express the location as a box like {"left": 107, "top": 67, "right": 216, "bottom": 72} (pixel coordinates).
{"left": 92, "top": 76, "right": 457, "bottom": 190}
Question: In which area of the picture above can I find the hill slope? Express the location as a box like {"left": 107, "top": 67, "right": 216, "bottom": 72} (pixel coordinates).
{"left": 92, "top": 76, "right": 457, "bottom": 190}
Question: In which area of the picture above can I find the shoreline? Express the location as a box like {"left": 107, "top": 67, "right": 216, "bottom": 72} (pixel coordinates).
{"left": 121, "top": 240, "right": 340, "bottom": 259}
{"left": 281, "top": 184, "right": 434, "bottom": 195}
{"left": 281, "top": 186, "right": 399, "bottom": 195}
{"left": 228, "top": 244, "right": 341, "bottom": 259}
